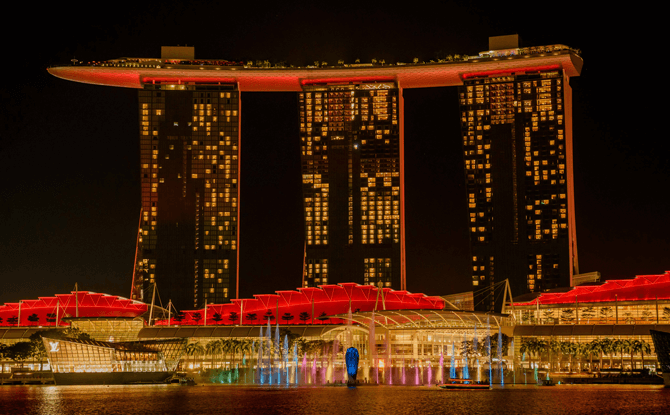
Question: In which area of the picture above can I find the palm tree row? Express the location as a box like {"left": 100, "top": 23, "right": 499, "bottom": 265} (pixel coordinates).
{"left": 184, "top": 339, "right": 254, "bottom": 371}
{"left": 182, "top": 336, "right": 338, "bottom": 371}
{"left": 519, "top": 337, "right": 653, "bottom": 373}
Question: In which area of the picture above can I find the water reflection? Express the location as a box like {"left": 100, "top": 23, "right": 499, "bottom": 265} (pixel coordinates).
{"left": 1, "top": 385, "right": 669, "bottom": 415}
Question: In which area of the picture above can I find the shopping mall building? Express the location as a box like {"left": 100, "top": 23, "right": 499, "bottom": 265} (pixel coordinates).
{"left": 2, "top": 271, "right": 669, "bottom": 383}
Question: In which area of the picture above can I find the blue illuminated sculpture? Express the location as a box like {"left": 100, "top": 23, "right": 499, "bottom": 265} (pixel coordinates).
{"left": 345, "top": 347, "right": 359, "bottom": 385}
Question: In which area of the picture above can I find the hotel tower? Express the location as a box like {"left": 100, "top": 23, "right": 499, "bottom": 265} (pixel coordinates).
{"left": 299, "top": 82, "right": 404, "bottom": 289}
{"left": 459, "top": 36, "right": 579, "bottom": 311}
{"left": 48, "top": 36, "right": 582, "bottom": 312}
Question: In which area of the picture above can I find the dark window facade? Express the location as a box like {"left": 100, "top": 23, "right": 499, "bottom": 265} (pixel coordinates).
{"left": 133, "top": 84, "right": 239, "bottom": 310}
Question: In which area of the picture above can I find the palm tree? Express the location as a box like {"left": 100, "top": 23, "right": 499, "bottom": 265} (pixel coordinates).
{"left": 219, "top": 339, "right": 232, "bottom": 369}
{"left": 230, "top": 339, "right": 242, "bottom": 369}
{"left": 613, "top": 339, "right": 629, "bottom": 371}
{"left": 206, "top": 340, "right": 222, "bottom": 370}
{"left": 185, "top": 342, "right": 204, "bottom": 370}
{"left": 566, "top": 342, "right": 581, "bottom": 373}
{"left": 600, "top": 338, "right": 615, "bottom": 369}
{"left": 520, "top": 338, "right": 546, "bottom": 371}
{"left": 239, "top": 339, "right": 253, "bottom": 367}
{"left": 589, "top": 339, "right": 604, "bottom": 373}
{"left": 639, "top": 340, "right": 651, "bottom": 371}
{"left": 559, "top": 341, "right": 573, "bottom": 372}
{"left": 547, "top": 339, "right": 561, "bottom": 372}
{"left": 629, "top": 340, "right": 642, "bottom": 370}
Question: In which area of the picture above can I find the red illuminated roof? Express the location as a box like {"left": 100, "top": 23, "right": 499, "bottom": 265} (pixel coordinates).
{"left": 157, "top": 283, "right": 446, "bottom": 326}
{"left": 0, "top": 292, "right": 147, "bottom": 327}
{"left": 48, "top": 52, "right": 582, "bottom": 91}
{"left": 512, "top": 271, "right": 670, "bottom": 306}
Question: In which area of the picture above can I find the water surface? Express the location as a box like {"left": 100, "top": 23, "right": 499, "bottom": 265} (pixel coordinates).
{"left": 1, "top": 384, "right": 669, "bottom": 414}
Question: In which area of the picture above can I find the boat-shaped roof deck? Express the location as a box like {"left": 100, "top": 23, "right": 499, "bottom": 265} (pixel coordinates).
{"left": 48, "top": 47, "right": 582, "bottom": 91}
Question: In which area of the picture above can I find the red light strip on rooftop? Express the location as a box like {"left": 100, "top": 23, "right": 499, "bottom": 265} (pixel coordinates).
{"left": 461, "top": 64, "right": 561, "bottom": 80}
{"left": 301, "top": 76, "right": 396, "bottom": 86}
{"left": 141, "top": 77, "right": 237, "bottom": 85}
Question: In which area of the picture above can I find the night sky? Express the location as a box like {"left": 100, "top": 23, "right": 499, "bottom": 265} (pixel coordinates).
{"left": 1, "top": 2, "right": 667, "bottom": 306}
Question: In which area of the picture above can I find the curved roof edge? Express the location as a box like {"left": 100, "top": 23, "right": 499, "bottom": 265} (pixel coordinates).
{"left": 0, "top": 291, "right": 148, "bottom": 327}
{"left": 155, "top": 283, "right": 446, "bottom": 326}
{"left": 512, "top": 271, "right": 670, "bottom": 306}
{"left": 48, "top": 51, "right": 582, "bottom": 91}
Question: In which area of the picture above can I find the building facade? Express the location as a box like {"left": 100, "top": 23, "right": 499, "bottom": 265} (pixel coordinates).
{"left": 299, "top": 82, "right": 404, "bottom": 289}
{"left": 459, "top": 67, "right": 579, "bottom": 311}
{"left": 132, "top": 83, "right": 240, "bottom": 310}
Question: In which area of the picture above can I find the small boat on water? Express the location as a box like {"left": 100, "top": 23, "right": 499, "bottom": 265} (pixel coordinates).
{"left": 179, "top": 377, "right": 197, "bottom": 386}
{"left": 439, "top": 379, "right": 491, "bottom": 390}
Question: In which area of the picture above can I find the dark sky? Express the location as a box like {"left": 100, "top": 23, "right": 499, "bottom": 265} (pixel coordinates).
{"left": 1, "top": 2, "right": 667, "bottom": 306}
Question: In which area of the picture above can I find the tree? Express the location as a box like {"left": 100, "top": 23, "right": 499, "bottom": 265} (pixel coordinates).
{"left": 589, "top": 339, "right": 604, "bottom": 373}
{"left": 547, "top": 339, "right": 561, "bottom": 371}
{"left": 281, "top": 313, "right": 294, "bottom": 324}
{"left": 600, "top": 338, "right": 615, "bottom": 368}
{"left": 184, "top": 342, "right": 204, "bottom": 370}
{"left": 662, "top": 307, "right": 670, "bottom": 321}
{"left": 238, "top": 339, "right": 253, "bottom": 367}
{"left": 617, "top": 339, "right": 631, "bottom": 371}
{"left": 629, "top": 340, "right": 642, "bottom": 370}
{"left": 581, "top": 306, "right": 596, "bottom": 322}
{"left": 27, "top": 314, "right": 40, "bottom": 326}
{"left": 46, "top": 313, "right": 56, "bottom": 324}
{"left": 0, "top": 344, "right": 8, "bottom": 372}
{"left": 7, "top": 342, "right": 33, "bottom": 368}
{"left": 636, "top": 340, "right": 652, "bottom": 371}
{"left": 562, "top": 341, "right": 579, "bottom": 373}
{"left": 246, "top": 313, "right": 258, "bottom": 324}
{"left": 212, "top": 313, "right": 223, "bottom": 324}
{"left": 520, "top": 338, "right": 546, "bottom": 371}
{"left": 229, "top": 339, "right": 242, "bottom": 369}
{"left": 191, "top": 312, "right": 202, "bottom": 325}
{"left": 561, "top": 308, "right": 576, "bottom": 323}
{"left": 317, "top": 312, "right": 329, "bottom": 324}
{"left": 600, "top": 307, "right": 613, "bottom": 323}
{"left": 228, "top": 312, "right": 239, "bottom": 324}
{"left": 299, "top": 312, "right": 310, "bottom": 324}
{"left": 173, "top": 312, "right": 186, "bottom": 323}
{"left": 279, "top": 328, "right": 301, "bottom": 351}
{"left": 263, "top": 310, "right": 275, "bottom": 322}
{"left": 220, "top": 339, "right": 233, "bottom": 369}
{"left": 7, "top": 316, "right": 18, "bottom": 326}
{"left": 542, "top": 309, "right": 557, "bottom": 324}
{"left": 206, "top": 340, "right": 222, "bottom": 369}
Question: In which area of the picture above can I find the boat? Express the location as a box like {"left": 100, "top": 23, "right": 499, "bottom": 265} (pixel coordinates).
{"left": 439, "top": 379, "right": 491, "bottom": 390}
{"left": 179, "top": 377, "right": 197, "bottom": 386}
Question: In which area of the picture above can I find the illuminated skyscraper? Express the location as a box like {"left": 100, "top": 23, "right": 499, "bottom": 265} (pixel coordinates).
{"left": 131, "top": 81, "right": 240, "bottom": 311}
{"left": 458, "top": 38, "right": 579, "bottom": 310}
{"left": 299, "top": 81, "right": 405, "bottom": 289}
